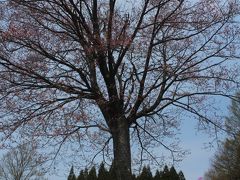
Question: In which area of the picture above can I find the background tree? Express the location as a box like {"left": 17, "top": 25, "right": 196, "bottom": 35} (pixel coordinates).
{"left": 98, "top": 163, "right": 109, "bottom": 180}
{"left": 169, "top": 166, "right": 179, "bottom": 180}
{"left": 0, "top": 0, "right": 240, "bottom": 180}
{"left": 108, "top": 163, "right": 116, "bottom": 180}
{"left": 68, "top": 166, "right": 77, "bottom": 180}
{"left": 204, "top": 134, "right": 240, "bottom": 180}
{"left": 87, "top": 166, "right": 97, "bottom": 180}
{"left": 77, "top": 170, "right": 85, "bottom": 180}
{"left": 204, "top": 169, "right": 220, "bottom": 180}
{"left": 178, "top": 171, "right": 185, "bottom": 180}
{"left": 137, "top": 165, "right": 152, "bottom": 180}
{"left": 225, "top": 92, "right": 240, "bottom": 136}
{"left": 161, "top": 165, "right": 170, "bottom": 180}
{"left": 205, "top": 93, "right": 240, "bottom": 180}
{"left": 131, "top": 173, "right": 137, "bottom": 180}
{"left": 0, "top": 142, "right": 46, "bottom": 180}
{"left": 84, "top": 168, "right": 89, "bottom": 180}
{"left": 70, "top": 162, "right": 185, "bottom": 180}
{"left": 153, "top": 170, "right": 161, "bottom": 180}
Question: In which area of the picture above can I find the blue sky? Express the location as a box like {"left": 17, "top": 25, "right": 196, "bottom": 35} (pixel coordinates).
{"left": 177, "top": 100, "right": 229, "bottom": 180}
{"left": 180, "top": 140, "right": 214, "bottom": 180}
{"left": 179, "top": 122, "right": 217, "bottom": 180}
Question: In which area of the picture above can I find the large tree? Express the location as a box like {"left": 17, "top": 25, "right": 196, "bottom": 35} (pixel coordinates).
{"left": 0, "top": 0, "right": 239, "bottom": 180}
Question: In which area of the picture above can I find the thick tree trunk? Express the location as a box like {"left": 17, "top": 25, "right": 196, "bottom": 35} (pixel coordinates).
{"left": 111, "top": 117, "right": 132, "bottom": 180}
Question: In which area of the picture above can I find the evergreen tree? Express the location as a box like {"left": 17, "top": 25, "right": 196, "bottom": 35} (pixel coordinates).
{"left": 159, "top": 170, "right": 164, "bottom": 179}
{"left": 84, "top": 168, "right": 89, "bottom": 180}
{"left": 77, "top": 170, "right": 85, "bottom": 180}
{"left": 68, "top": 166, "right": 77, "bottom": 180}
{"left": 178, "top": 171, "right": 186, "bottom": 180}
{"left": 72, "top": 163, "right": 186, "bottom": 180}
{"left": 132, "top": 173, "right": 137, "bottom": 180}
{"left": 98, "top": 162, "right": 109, "bottom": 180}
{"left": 108, "top": 162, "right": 117, "bottom": 180}
{"left": 153, "top": 170, "right": 161, "bottom": 180}
{"left": 169, "top": 166, "right": 179, "bottom": 180}
{"left": 161, "top": 165, "right": 170, "bottom": 180}
{"left": 87, "top": 166, "right": 97, "bottom": 180}
{"left": 138, "top": 165, "right": 152, "bottom": 180}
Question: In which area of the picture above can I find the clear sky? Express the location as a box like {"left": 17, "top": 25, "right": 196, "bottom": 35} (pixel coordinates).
{"left": 176, "top": 96, "right": 229, "bottom": 180}
{"left": 179, "top": 120, "right": 217, "bottom": 180}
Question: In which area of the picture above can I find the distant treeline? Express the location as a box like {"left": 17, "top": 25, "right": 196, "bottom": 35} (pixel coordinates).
{"left": 68, "top": 163, "right": 186, "bottom": 180}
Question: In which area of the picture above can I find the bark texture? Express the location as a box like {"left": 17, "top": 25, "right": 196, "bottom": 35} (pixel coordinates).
{"left": 111, "top": 117, "right": 132, "bottom": 180}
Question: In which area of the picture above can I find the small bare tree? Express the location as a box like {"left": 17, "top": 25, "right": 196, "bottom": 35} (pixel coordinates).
{"left": 0, "top": 143, "right": 47, "bottom": 180}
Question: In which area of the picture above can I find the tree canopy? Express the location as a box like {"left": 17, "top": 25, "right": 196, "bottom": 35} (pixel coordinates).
{"left": 0, "top": 0, "right": 240, "bottom": 179}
